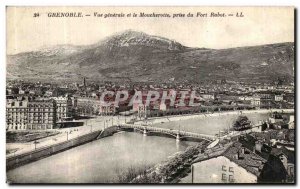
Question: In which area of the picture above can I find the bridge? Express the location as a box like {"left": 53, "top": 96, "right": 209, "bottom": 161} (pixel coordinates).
{"left": 116, "top": 124, "right": 217, "bottom": 142}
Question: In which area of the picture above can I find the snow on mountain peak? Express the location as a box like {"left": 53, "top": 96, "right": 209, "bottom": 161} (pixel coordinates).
{"left": 101, "top": 30, "right": 185, "bottom": 51}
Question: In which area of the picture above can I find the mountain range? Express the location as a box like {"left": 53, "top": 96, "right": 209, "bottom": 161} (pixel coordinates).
{"left": 7, "top": 30, "right": 294, "bottom": 84}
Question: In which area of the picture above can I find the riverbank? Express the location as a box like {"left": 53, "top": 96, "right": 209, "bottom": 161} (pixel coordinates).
{"left": 127, "top": 142, "right": 207, "bottom": 183}
{"left": 6, "top": 130, "right": 101, "bottom": 171}
{"left": 6, "top": 130, "right": 60, "bottom": 143}
{"left": 6, "top": 116, "right": 112, "bottom": 158}
{"left": 135, "top": 109, "right": 294, "bottom": 125}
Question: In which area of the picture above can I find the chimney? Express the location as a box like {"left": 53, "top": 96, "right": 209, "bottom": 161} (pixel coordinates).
{"left": 241, "top": 147, "right": 245, "bottom": 154}
{"left": 255, "top": 141, "right": 262, "bottom": 153}
{"left": 238, "top": 148, "right": 245, "bottom": 159}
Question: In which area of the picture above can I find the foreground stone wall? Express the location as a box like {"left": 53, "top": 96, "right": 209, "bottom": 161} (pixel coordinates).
{"left": 97, "top": 126, "right": 120, "bottom": 139}
{"left": 6, "top": 130, "right": 101, "bottom": 170}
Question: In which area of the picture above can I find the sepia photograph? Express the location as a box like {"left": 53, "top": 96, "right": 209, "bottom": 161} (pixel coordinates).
{"left": 5, "top": 6, "right": 295, "bottom": 184}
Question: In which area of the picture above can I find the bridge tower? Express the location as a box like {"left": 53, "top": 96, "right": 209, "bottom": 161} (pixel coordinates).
{"left": 176, "top": 132, "right": 180, "bottom": 142}
{"left": 143, "top": 127, "right": 147, "bottom": 136}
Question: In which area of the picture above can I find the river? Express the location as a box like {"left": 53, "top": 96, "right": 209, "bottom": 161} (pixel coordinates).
{"left": 7, "top": 132, "right": 195, "bottom": 183}
{"left": 151, "top": 112, "right": 271, "bottom": 135}
{"left": 7, "top": 111, "right": 274, "bottom": 183}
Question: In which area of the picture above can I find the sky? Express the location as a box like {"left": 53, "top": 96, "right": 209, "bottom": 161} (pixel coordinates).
{"left": 6, "top": 6, "right": 294, "bottom": 54}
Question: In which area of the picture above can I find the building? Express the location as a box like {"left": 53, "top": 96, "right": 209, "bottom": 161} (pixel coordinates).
{"left": 18, "top": 88, "right": 26, "bottom": 95}
{"left": 6, "top": 99, "right": 28, "bottom": 130}
{"left": 191, "top": 142, "right": 287, "bottom": 183}
{"left": 44, "top": 89, "right": 58, "bottom": 97}
{"left": 70, "top": 96, "right": 78, "bottom": 117}
{"left": 6, "top": 99, "right": 56, "bottom": 131}
{"left": 192, "top": 155, "right": 258, "bottom": 183}
{"left": 269, "top": 112, "right": 284, "bottom": 124}
{"left": 191, "top": 143, "right": 265, "bottom": 183}
{"left": 283, "top": 92, "right": 294, "bottom": 103}
{"left": 258, "top": 91, "right": 275, "bottom": 109}
{"left": 201, "top": 93, "right": 215, "bottom": 100}
{"left": 159, "top": 102, "right": 167, "bottom": 111}
{"left": 99, "top": 103, "right": 116, "bottom": 115}
{"left": 271, "top": 147, "right": 295, "bottom": 182}
{"left": 27, "top": 100, "right": 56, "bottom": 130}
{"left": 288, "top": 115, "right": 294, "bottom": 129}
{"left": 83, "top": 77, "right": 87, "bottom": 88}
{"left": 275, "top": 94, "right": 284, "bottom": 102}
{"left": 137, "top": 104, "right": 148, "bottom": 119}
{"left": 52, "top": 96, "right": 73, "bottom": 122}
{"left": 76, "top": 97, "right": 100, "bottom": 115}
{"left": 251, "top": 96, "right": 261, "bottom": 108}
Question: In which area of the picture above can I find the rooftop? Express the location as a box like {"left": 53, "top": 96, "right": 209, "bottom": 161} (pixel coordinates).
{"left": 224, "top": 142, "right": 266, "bottom": 177}
{"left": 193, "top": 141, "right": 267, "bottom": 177}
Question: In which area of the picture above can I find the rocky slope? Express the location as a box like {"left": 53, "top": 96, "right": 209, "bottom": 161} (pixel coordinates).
{"left": 7, "top": 30, "right": 294, "bottom": 84}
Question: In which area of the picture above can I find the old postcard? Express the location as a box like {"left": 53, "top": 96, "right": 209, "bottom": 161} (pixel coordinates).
{"left": 6, "top": 6, "right": 295, "bottom": 184}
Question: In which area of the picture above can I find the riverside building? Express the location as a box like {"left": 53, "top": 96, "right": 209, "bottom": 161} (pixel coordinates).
{"left": 51, "top": 96, "right": 73, "bottom": 122}
{"left": 6, "top": 99, "right": 56, "bottom": 131}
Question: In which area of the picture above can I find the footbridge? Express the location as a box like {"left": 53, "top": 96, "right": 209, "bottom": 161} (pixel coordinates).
{"left": 117, "top": 124, "right": 217, "bottom": 142}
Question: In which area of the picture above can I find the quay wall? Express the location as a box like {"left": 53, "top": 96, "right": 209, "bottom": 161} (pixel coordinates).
{"left": 7, "top": 130, "right": 101, "bottom": 170}
{"left": 136, "top": 109, "right": 294, "bottom": 125}
{"left": 97, "top": 126, "right": 120, "bottom": 139}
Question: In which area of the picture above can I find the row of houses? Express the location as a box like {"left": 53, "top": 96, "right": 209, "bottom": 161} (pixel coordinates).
{"left": 6, "top": 96, "right": 75, "bottom": 131}
{"left": 191, "top": 138, "right": 294, "bottom": 183}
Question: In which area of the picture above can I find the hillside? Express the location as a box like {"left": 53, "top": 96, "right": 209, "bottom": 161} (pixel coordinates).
{"left": 7, "top": 30, "right": 294, "bottom": 84}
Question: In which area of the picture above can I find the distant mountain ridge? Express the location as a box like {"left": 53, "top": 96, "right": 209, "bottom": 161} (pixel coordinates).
{"left": 7, "top": 30, "right": 294, "bottom": 84}
{"left": 99, "top": 30, "right": 186, "bottom": 51}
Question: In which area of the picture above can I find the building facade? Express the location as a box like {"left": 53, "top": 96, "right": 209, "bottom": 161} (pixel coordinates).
{"left": 27, "top": 100, "right": 56, "bottom": 130}
{"left": 192, "top": 156, "right": 258, "bottom": 183}
{"left": 6, "top": 100, "right": 28, "bottom": 130}
{"left": 52, "top": 97, "right": 72, "bottom": 122}
{"left": 6, "top": 99, "right": 56, "bottom": 131}
{"left": 275, "top": 95, "right": 284, "bottom": 102}
{"left": 189, "top": 141, "right": 288, "bottom": 183}
{"left": 99, "top": 103, "right": 116, "bottom": 115}
{"left": 137, "top": 104, "right": 148, "bottom": 119}
{"left": 251, "top": 96, "right": 261, "bottom": 108}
